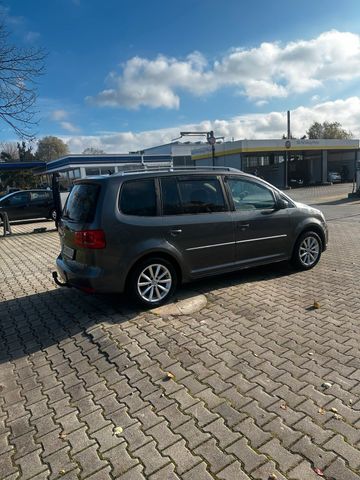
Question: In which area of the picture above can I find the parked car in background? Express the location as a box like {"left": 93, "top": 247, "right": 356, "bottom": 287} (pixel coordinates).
{"left": 55, "top": 167, "right": 328, "bottom": 307}
{"left": 0, "top": 189, "right": 56, "bottom": 221}
{"left": 328, "top": 171, "right": 342, "bottom": 183}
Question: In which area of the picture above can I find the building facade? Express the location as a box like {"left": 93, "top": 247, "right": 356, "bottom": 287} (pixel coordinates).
{"left": 36, "top": 153, "right": 173, "bottom": 191}
{"left": 192, "top": 139, "right": 360, "bottom": 188}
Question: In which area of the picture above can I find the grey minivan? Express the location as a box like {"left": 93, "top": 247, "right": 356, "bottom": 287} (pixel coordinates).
{"left": 54, "top": 167, "right": 328, "bottom": 307}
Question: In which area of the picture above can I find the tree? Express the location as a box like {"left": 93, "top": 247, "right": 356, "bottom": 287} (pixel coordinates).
{"left": 82, "top": 147, "right": 105, "bottom": 154}
{"left": 0, "top": 23, "right": 46, "bottom": 139}
{"left": 307, "top": 121, "right": 353, "bottom": 139}
{"left": 17, "top": 141, "right": 34, "bottom": 161}
{"left": 0, "top": 142, "right": 19, "bottom": 162}
{"left": 36, "top": 136, "right": 69, "bottom": 162}
{"left": 0, "top": 170, "right": 37, "bottom": 190}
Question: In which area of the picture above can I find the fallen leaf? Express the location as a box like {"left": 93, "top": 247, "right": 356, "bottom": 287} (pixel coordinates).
{"left": 59, "top": 470, "right": 66, "bottom": 476}
{"left": 164, "top": 372, "right": 175, "bottom": 381}
{"left": 318, "top": 407, "right": 326, "bottom": 415}
{"left": 321, "top": 382, "right": 332, "bottom": 389}
{"left": 313, "top": 301, "right": 320, "bottom": 309}
{"left": 333, "top": 413, "right": 343, "bottom": 420}
{"left": 113, "top": 426, "right": 123, "bottom": 436}
{"left": 280, "top": 403, "right": 287, "bottom": 410}
{"left": 314, "top": 467, "right": 324, "bottom": 476}
{"left": 308, "top": 352, "right": 314, "bottom": 356}
{"left": 330, "top": 407, "right": 338, "bottom": 413}
{"left": 59, "top": 432, "right": 67, "bottom": 440}
{"left": 268, "top": 474, "right": 278, "bottom": 480}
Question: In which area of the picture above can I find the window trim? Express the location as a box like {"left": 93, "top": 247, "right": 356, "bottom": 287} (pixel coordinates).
{"left": 119, "top": 178, "right": 159, "bottom": 217}
{"left": 224, "top": 175, "right": 277, "bottom": 212}
{"left": 160, "top": 174, "right": 230, "bottom": 216}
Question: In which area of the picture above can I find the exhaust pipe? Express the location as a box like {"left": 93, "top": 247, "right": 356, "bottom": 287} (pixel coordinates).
{"left": 52, "top": 271, "right": 70, "bottom": 288}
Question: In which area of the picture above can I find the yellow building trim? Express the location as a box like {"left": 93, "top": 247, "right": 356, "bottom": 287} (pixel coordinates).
{"left": 192, "top": 144, "right": 357, "bottom": 160}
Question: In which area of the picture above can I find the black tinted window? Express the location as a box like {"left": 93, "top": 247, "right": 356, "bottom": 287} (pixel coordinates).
{"left": 63, "top": 184, "right": 99, "bottom": 222}
{"left": 120, "top": 179, "right": 157, "bottom": 216}
{"left": 178, "top": 178, "right": 226, "bottom": 214}
{"left": 5, "top": 192, "right": 29, "bottom": 206}
{"left": 161, "top": 177, "right": 182, "bottom": 215}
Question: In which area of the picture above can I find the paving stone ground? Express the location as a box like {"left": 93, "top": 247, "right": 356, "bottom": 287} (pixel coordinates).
{"left": 1, "top": 184, "right": 360, "bottom": 479}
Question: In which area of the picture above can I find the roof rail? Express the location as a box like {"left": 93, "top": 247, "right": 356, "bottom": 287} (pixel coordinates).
{"left": 117, "top": 165, "right": 242, "bottom": 176}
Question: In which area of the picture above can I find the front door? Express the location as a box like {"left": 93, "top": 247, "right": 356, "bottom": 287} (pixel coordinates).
{"left": 1, "top": 191, "right": 31, "bottom": 220}
{"left": 225, "top": 176, "right": 291, "bottom": 266}
{"left": 160, "top": 175, "right": 235, "bottom": 277}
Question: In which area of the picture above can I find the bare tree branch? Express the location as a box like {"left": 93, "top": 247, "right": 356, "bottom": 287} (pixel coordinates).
{"left": 0, "top": 23, "right": 46, "bottom": 139}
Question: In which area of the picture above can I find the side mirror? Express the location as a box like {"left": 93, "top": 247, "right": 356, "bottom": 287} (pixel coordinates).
{"left": 276, "top": 198, "right": 289, "bottom": 210}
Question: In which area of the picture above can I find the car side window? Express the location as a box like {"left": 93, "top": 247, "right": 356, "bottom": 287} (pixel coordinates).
{"left": 120, "top": 179, "right": 157, "bottom": 216}
{"left": 6, "top": 192, "right": 29, "bottom": 206}
{"left": 30, "top": 192, "right": 51, "bottom": 203}
{"left": 227, "top": 178, "right": 275, "bottom": 210}
{"left": 177, "top": 177, "right": 227, "bottom": 214}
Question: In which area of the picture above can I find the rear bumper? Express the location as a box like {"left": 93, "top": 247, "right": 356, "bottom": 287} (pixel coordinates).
{"left": 55, "top": 255, "right": 125, "bottom": 293}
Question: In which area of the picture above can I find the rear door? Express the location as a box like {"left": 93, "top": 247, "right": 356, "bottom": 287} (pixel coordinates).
{"left": 160, "top": 175, "right": 235, "bottom": 276}
{"left": 58, "top": 183, "right": 100, "bottom": 263}
{"left": 30, "top": 191, "right": 52, "bottom": 218}
{"left": 225, "top": 176, "right": 291, "bottom": 265}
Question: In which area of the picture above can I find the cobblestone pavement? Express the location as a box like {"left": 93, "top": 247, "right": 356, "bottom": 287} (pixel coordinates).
{"left": 1, "top": 185, "right": 360, "bottom": 479}
{"left": 3, "top": 220, "right": 56, "bottom": 237}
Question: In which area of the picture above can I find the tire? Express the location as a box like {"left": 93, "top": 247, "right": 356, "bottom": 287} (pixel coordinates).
{"left": 128, "top": 257, "right": 177, "bottom": 308}
{"left": 49, "top": 208, "right": 57, "bottom": 221}
{"left": 291, "top": 231, "right": 322, "bottom": 270}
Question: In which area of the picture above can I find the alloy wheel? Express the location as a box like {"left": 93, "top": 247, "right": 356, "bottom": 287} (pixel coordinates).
{"left": 299, "top": 236, "right": 320, "bottom": 267}
{"left": 137, "top": 263, "right": 172, "bottom": 303}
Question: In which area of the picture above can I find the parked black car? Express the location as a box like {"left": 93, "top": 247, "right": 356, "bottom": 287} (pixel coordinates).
{"left": 55, "top": 167, "right": 328, "bottom": 307}
{"left": 0, "top": 189, "right": 56, "bottom": 221}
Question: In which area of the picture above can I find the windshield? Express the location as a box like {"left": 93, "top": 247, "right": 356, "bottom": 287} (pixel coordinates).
{"left": 62, "top": 184, "right": 100, "bottom": 222}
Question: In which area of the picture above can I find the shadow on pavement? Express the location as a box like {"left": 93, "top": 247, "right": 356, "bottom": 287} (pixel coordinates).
{"left": 313, "top": 196, "right": 360, "bottom": 206}
{"left": 0, "top": 260, "right": 295, "bottom": 365}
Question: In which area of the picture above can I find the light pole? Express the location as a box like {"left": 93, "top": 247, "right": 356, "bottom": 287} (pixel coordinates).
{"left": 178, "top": 130, "right": 217, "bottom": 166}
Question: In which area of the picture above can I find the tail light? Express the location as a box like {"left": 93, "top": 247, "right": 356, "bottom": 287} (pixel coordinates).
{"left": 74, "top": 230, "right": 106, "bottom": 249}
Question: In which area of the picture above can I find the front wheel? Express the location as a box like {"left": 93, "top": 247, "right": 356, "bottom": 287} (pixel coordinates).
{"left": 129, "top": 257, "right": 177, "bottom": 308}
{"left": 291, "top": 231, "right": 322, "bottom": 270}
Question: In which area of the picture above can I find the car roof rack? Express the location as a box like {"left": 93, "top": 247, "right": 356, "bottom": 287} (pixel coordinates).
{"left": 117, "top": 165, "right": 242, "bottom": 176}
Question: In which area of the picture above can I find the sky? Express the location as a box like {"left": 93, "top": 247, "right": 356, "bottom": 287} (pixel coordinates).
{"left": 3, "top": 0, "right": 360, "bottom": 152}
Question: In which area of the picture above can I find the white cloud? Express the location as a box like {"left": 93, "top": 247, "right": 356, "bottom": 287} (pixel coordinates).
{"left": 24, "top": 31, "right": 41, "bottom": 43}
{"left": 50, "top": 109, "right": 80, "bottom": 133}
{"left": 51, "top": 109, "right": 68, "bottom": 121}
{"left": 62, "top": 96, "right": 360, "bottom": 153}
{"left": 60, "top": 121, "right": 80, "bottom": 133}
{"left": 87, "top": 30, "right": 360, "bottom": 109}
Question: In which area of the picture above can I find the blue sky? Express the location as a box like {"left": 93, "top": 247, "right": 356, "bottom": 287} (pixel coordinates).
{"left": 3, "top": 0, "right": 360, "bottom": 151}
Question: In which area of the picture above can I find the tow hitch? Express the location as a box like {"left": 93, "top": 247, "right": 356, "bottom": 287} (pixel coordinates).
{"left": 52, "top": 271, "right": 70, "bottom": 288}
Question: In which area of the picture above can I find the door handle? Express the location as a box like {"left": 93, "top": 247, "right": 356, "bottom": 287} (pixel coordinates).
{"left": 170, "top": 228, "right": 182, "bottom": 236}
{"left": 238, "top": 223, "right": 250, "bottom": 231}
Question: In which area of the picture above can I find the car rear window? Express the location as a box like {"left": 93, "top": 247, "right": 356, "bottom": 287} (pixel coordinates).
{"left": 120, "top": 179, "right": 157, "bottom": 216}
{"left": 63, "top": 184, "right": 100, "bottom": 222}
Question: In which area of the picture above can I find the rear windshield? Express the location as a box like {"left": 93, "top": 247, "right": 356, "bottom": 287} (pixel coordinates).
{"left": 63, "top": 184, "right": 99, "bottom": 222}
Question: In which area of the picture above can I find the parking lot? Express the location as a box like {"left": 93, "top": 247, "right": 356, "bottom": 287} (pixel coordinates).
{"left": 1, "top": 183, "right": 360, "bottom": 480}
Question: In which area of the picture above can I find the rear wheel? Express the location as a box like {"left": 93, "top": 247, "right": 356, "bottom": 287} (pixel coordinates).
{"left": 129, "top": 257, "right": 177, "bottom": 307}
{"left": 49, "top": 208, "right": 57, "bottom": 221}
{"left": 291, "top": 231, "right": 322, "bottom": 270}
